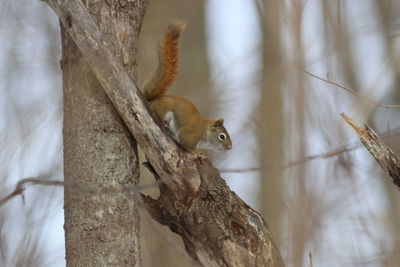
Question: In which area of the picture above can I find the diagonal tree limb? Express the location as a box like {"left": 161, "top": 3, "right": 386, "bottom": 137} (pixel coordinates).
{"left": 41, "top": 0, "right": 284, "bottom": 265}
{"left": 341, "top": 113, "right": 400, "bottom": 190}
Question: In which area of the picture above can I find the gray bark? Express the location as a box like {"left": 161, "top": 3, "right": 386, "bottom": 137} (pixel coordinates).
{"left": 58, "top": 0, "right": 147, "bottom": 266}
{"left": 44, "top": 0, "right": 284, "bottom": 265}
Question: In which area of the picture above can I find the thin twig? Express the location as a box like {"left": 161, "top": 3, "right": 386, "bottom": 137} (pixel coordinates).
{"left": 0, "top": 177, "right": 161, "bottom": 207}
{"left": 220, "top": 167, "right": 260, "bottom": 173}
{"left": 220, "top": 144, "right": 359, "bottom": 173}
{"left": 0, "top": 178, "right": 64, "bottom": 207}
{"left": 304, "top": 69, "right": 400, "bottom": 108}
{"left": 220, "top": 127, "right": 400, "bottom": 173}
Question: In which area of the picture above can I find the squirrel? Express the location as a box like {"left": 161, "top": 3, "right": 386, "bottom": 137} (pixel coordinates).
{"left": 142, "top": 22, "right": 232, "bottom": 154}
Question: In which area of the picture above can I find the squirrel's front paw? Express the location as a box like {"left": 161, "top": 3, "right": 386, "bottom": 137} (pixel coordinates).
{"left": 161, "top": 121, "right": 169, "bottom": 128}
{"left": 196, "top": 152, "right": 207, "bottom": 159}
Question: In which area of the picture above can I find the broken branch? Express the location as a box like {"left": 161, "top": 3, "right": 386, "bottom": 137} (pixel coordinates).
{"left": 341, "top": 113, "right": 400, "bottom": 190}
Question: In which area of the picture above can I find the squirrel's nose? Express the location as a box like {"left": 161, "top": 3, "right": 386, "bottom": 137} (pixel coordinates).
{"left": 227, "top": 144, "right": 232, "bottom": 150}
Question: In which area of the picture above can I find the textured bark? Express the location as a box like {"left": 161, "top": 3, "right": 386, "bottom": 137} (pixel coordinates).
{"left": 44, "top": 0, "right": 284, "bottom": 265}
{"left": 55, "top": 0, "right": 147, "bottom": 266}
{"left": 142, "top": 162, "right": 284, "bottom": 266}
{"left": 342, "top": 113, "right": 400, "bottom": 190}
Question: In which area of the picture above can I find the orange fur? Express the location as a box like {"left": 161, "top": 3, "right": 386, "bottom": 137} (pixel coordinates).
{"left": 143, "top": 22, "right": 186, "bottom": 100}
{"left": 150, "top": 95, "right": 208, "bottom": 151}
{"left": 143, "top": 22, "right": 232, "bottom": 153}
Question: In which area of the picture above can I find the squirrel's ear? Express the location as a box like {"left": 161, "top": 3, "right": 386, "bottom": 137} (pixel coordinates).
{"left": 213, "top": 119, "right": 224, "bottom": 127}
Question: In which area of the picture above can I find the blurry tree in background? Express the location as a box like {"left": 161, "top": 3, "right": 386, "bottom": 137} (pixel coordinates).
{"left": 138, "top": 0, "right": 212, "bottom": 114}
{"left": 1, "top": 0, "right": 400, "bottom": 266}
{"left": 259, "top": 0, "right": 285, "bottom": 249}
{"left": 257, "top": 0, "right": 400, "bottom": 266}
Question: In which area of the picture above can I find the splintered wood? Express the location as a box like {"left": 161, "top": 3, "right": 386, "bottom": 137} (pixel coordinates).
{"left": 341, "top": 113, "right": 400, "bottom": 190}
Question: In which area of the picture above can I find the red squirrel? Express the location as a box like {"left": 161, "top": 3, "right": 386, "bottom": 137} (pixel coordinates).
{"left": 143, "top": 22, "right": 232, "bottom": 154}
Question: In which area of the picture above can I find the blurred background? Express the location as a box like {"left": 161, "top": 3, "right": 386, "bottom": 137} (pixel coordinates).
{"left": 1, "top": 0, "right": 400, "bottom": 266}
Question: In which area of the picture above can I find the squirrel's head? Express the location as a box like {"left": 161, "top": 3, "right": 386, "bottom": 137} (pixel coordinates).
{"left": 204, "top": 119, "right": 232, "bottom": 151}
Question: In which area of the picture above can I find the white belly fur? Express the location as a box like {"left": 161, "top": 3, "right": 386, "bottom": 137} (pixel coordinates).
{"left": 164, "top": 111, "right": 180, "bottom": 142}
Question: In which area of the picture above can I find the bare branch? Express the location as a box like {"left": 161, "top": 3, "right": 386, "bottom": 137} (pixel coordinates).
{"left": 221, "top": 127, "right": 400, "bottom": 174}
{"left": 0, "top": 178, "right": 63, "bottom": 207}
{"left": 0, "top": 177, "right": 163, "bottom": 208}
{"left": 341, "top": 113, "right": 400, "bottom": 190}
{"left": 304, "top": 70, "right": 400, "bottom": 109}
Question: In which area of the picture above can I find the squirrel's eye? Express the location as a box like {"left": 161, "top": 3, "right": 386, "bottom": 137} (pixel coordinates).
{"left": 218, "top": 133, "right": 226, "bottom": 141}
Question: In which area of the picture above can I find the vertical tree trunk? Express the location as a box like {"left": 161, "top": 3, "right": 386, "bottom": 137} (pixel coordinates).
{"left": 260, "top": 0, "right": 285, "bottom": 246}
{"left": 62, "top": 1, "right": 147, "bottom": 266}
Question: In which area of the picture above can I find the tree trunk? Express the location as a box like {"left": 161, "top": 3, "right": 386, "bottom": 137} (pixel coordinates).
{"left": 61, "top": 1, "right": 147, "bottom": 266}
{"left": 260, "top": 0, "right": 285, "bottom": 246}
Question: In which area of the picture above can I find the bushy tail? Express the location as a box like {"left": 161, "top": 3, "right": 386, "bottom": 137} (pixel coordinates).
{"left": 143, "top": 21, "right": 186, "bottom": 100}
